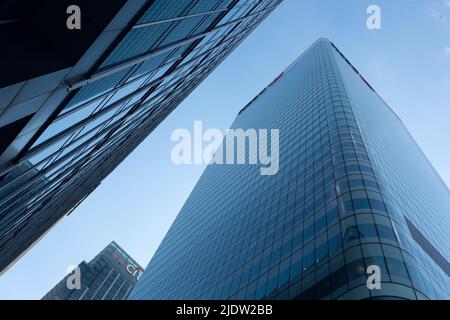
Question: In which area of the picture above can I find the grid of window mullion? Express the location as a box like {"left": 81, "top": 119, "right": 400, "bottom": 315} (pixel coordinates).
{"left": 169, "top": 6, "right": 272, "bottom": 105}
{"left": 47, "top": 65, "right": 181, "bottom": 154}
{"left": 45, "top": 21, "right": 247, "bottom": 161}
{"left": 68, "top": 1, "right": 277, "bottom": 91}
{"left": 41, "top": 80, "right": 141, "bottom": 175}
{"left": 42, "top": 63, "right": 138, "bottom": 166}
{"left": 83, "top": 96, "right": 185, "bottom": 168}
{"left": 28, "top": 94, "right": 146, "bottom": 160}
{"left": 144, "top": 2, "right": 264, "bottom": 91}
{"left": 72, "top": 111, "right": 171, "bottom": 183}
{"left": 292, "top": 47, "right": 386, "bottom": 298}
{"left": 58, "top": 26, "right": 244, "bottom": 124}
{"left": 148, "top": 26, "right": 244, "bottom": 91}
{"left": 28, "top": 79, "right": 180, "bottom": 183}
{"left": 98, "top": 0, "right": 200, "bottom": 70}
{"left": 54, "top": 99, "right": 184, "bottom": 200}
{"left": 179, "top": 51, "right": 320, "bottom": 296}
{"left": 57, "top": 72, "right": 203, "bottom": 187}
{"left": 161, "top": 0, "right": 239, "bottom": 72}
{"left": 150, "top": 34, "right": 238, "bottom": 100}
{"left": 114, "top": 0, "right": 221, "bottom": 106}
{"left": 206, "top": 6, "right": 267, "bottom": 56}
{"left": 1, "top": 178, "right": 67, "bottom": 234}
{"left": 324, "top": 47, "right": 426, "bottom": 298}
{"left": 0, "top": 135, "right": 104, "bottom": 216}
{"left": 132, "top": 0, "right": 261, "bottom": 30}
{"left": 219, "top": 0, "right": 258, "bottom": 25}
{"left": 86, "top": 61, "right": 222, "bottom": 169}
{"left": 126, "top": 7, "right": 268, "bottom": 142}
{"left": 52, "top": 59, "right": 155, "bottom": 162}
{"left": 207, "top": 0, "right": 277, "bottom": 71}
{"left": 0, "top": 145, "right": 103, "bottom": 235}
{"left": 22, "top": 80, "right": 178, "bottom": 188}
{"left": 196, "top": 0, "right": 254, "bottom": 45}
{"left": 211, "top": 0, "right": 273, "bottom": 44}
{"left": 150, "top": 32, "right": 227, "bottom": 87}
{"left": 0, "top": 83, "right": 169, "bottom": 209}
{"left": 134, "top": 40, "right": 414, "bottom": 300}
{"left": 59, "top": 62, "right": 171, "bottom": 120}
{"left": 0, "top": 102, "right": 161, "bottom": 228}
{"left": 23, "top": 63, "right": 194, "bottom": 167}
{"left": 0, "top": 113, "right": 126, "bottom": 204}
{"left": 38, "top": 105, "right": 137, "bottom": 169}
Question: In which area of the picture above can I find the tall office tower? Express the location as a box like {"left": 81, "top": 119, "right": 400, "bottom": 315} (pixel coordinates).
{"left": 42, "top": 241, "right": 143, "bottom": 300}
{"left": 130, "top": 39, "right": 450, "bottom": 300}
{"left": 0, "top": 0, "right": 281, "bottom": 273}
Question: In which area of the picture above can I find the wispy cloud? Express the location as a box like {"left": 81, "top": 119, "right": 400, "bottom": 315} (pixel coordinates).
{"left": 445, "top": 46, "right": 450, "bottom": 54}
{"left": 445, "top": 0, "right": 450, "bottom": 8}
{"left": 427, "top": 7, "right": 448, "bottom": 21}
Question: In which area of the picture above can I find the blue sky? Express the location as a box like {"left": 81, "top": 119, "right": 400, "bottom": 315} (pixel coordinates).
{"left": 1, "top": 0, "right": 449, "bottom": 299}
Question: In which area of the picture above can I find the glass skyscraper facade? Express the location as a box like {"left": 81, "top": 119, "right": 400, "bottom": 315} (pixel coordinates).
{"left": 0, "top": 0, "right": 281, "bottom": 274}
{"left": 42, "top": 241, "right": 143, "bottom": 300}
{"left": 130, "top": 39, "right": 450, "bottom": 300}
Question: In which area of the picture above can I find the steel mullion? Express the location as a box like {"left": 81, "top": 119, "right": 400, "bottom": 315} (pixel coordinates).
{"left": 0, "top": 108, "right": 153, "bottom": 220}
{"left": 0, "top": 78, "right": 180, "bottom": 196}
{"left": 66, "top": 4, "right": 277, "bottom": 91}
{"left": 57, "top": 28, "right": 242, "bottom": 124}
{"left": 1, "top": 66, "right": 191, "bottom": 190}
{"left": 41, "top": 5, "right": 256, "bottom": 174}
{"left": 25, "top": 69, "right": 188, "bottom": 161}
{"left": 82, "top": 71, "right": 209, "bottom": 174}
{"left": 132, "top": 1, "right": 262, "bottom": 30}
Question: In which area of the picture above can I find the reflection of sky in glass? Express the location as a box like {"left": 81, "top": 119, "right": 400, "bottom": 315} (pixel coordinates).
{"left": 1, "top": 0, "right": 449, "bottom": 299}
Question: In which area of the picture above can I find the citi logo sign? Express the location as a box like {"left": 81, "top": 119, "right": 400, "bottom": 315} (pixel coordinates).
{"left": 127, "top": 264, "right": 143, "bottom": 280}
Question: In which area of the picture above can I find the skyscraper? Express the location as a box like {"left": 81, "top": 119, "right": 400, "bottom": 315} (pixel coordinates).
{"left": 0, "top": 0, "right": 281, "bottom": 273}
{"left": 130, "top": 39, "right": 450, "bottom": 300}
{"left": 42, "top": 241, "right": 143, "bottom": 300}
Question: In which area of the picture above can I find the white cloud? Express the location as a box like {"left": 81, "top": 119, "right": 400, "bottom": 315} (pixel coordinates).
{"left": 445, "top": 46, "right": 450, "bottom": 54}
